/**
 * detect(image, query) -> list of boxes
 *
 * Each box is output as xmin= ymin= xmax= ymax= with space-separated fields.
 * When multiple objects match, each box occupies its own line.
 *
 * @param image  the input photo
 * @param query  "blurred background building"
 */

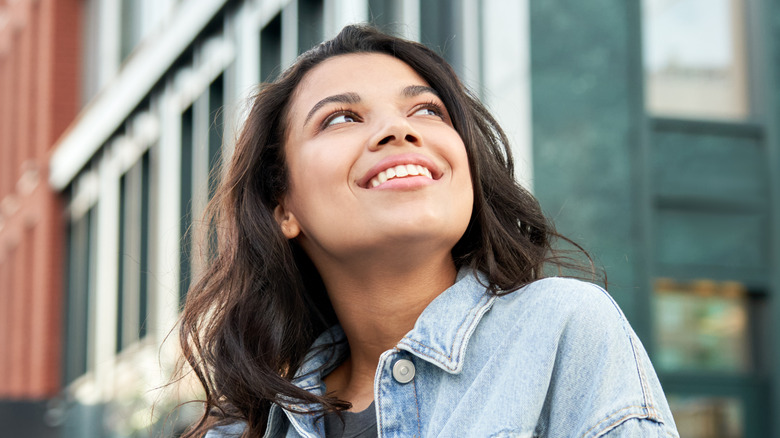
xmin=0 ymin=0 xmax=776 ymax=437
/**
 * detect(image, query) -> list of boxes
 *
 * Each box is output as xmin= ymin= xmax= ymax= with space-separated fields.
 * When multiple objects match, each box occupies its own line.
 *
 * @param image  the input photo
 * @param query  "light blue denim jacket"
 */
xmin=207 ymin=271 xmax=679 ymax=437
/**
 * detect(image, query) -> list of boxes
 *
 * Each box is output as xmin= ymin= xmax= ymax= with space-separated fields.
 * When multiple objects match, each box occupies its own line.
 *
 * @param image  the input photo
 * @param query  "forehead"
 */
xmin=288 ymin=53 xmax=430 ymax=118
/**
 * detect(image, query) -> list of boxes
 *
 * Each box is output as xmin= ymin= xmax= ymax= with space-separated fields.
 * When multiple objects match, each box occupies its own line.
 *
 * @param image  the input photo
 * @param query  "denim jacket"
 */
xmin=207 ymin=271 xmax=679 ymax=437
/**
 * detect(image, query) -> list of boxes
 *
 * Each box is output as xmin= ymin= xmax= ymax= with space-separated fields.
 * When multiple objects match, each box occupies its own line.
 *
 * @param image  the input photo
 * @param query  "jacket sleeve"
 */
xmin=533 ymin=279 xmax=679 ymax=437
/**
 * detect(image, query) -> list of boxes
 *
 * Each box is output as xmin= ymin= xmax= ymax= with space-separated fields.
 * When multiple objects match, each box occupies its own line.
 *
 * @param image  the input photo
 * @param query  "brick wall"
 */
xmin=0 ymin=0 xmax=81 ymax=400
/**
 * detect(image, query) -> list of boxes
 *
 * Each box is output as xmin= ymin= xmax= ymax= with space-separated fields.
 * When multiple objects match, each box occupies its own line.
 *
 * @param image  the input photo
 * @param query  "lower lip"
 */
xmin=369 ymin=176 xmax=435 ymax=190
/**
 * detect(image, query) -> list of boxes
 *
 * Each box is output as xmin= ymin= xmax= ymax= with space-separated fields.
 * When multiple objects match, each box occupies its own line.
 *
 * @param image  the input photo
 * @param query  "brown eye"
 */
xmin=324 ymin=112 xmax=358 ymax=127
xmin=414 ymin=108 xmax=439 ymax=116
xmin=412 ymin=101 xmax=446 ymax=119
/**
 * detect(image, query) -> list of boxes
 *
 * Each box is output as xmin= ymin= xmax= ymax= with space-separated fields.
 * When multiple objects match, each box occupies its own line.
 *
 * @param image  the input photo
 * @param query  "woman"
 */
xmin=180 ymin=25 xmax=679 ymax=437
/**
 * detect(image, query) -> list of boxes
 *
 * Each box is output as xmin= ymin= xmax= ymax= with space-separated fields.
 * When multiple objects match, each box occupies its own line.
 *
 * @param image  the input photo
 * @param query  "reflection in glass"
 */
xmin=654 ymin=278 xmax=750 ymax=372
xmin=668 ymin=395 xmax=743 ymax=438
xmin=642 ymin=0 xmax=749 ymax=120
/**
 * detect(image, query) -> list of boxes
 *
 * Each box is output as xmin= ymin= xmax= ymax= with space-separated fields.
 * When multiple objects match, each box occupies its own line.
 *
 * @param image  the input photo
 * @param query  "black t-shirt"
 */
xmin=323 ymin=402 xmax=378 ymax=438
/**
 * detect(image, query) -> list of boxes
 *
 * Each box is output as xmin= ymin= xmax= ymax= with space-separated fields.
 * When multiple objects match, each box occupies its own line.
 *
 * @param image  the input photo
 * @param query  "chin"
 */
xmin=378 ymin=218 xmax=469 ymax=249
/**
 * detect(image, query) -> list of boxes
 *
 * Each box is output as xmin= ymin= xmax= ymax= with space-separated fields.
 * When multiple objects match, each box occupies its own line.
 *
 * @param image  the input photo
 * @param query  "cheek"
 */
xmin=283 ymin=141 xmax=360 ymax=224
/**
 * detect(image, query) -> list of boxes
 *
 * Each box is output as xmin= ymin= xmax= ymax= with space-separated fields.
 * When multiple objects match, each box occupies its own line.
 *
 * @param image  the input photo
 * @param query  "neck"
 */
xmin=315 ymin=247 xmax=458 ymax=409
xmin=327 ymin=252 xmax=456 ymax=358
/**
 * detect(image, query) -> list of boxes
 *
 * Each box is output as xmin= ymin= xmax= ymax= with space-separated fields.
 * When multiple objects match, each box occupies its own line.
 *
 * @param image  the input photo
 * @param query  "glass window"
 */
xmin=81 ymin=0 xmax=100 ymax=104
xmin=207 ymin=76 xmax=224 ymax=259
xmin=654 ymin=278 xmax=751 ymax=373
xmin=64 ymin=207 xmax=95 ymax=383
xmin=298 ymin=0 xmax=324 ymax=53
xmin=368 ymin=0 xmax=403 ymax=35
xmin=179 ymin=106 xmax=194 ymax=305
xmin=208 ymin=74 xmax=224 ymax=199
xmin=120 ymin=0 xmax=143 ymax=61
xmin=260 ymin=14 xmax=282 ymax=82
xmin=642 ymin=0 xmax=749 ymax=120
xmin=668 ymin=395 xmax=743 ymax=438
xmin=117 ymin=152 xmax=151 ymax=352
xmin=420 ymin=0 xmax=463 ymax=76
xmin=179 ymin=75 xmax=224 ymax=305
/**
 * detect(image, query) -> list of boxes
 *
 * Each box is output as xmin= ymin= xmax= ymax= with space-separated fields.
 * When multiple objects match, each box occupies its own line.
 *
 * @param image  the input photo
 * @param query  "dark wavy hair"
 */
xmin=177 ymin=24 xmax=593 ymax=437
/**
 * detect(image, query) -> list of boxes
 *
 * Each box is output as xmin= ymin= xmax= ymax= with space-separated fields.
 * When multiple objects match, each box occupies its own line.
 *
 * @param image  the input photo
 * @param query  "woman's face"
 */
xmin=276 ymin=53 xmax=473 ymax=268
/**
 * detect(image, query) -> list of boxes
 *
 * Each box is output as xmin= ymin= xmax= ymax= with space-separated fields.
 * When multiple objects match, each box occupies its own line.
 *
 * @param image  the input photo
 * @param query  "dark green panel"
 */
xmin=654 ymin=128 xmax=767 ymax=203
xmin=531 ymin=0 xmax=645 ymax=324
xmin=655 ymin=208 xmax=767 ymax=270
xmin=766 ymin=0 xmax=780 ymax=435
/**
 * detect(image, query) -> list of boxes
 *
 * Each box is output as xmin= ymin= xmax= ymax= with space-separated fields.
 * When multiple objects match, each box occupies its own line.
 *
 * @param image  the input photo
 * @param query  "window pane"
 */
xmin=654 ymin=278 xmax=751 ymax=372
xmin=260 ymin=13 xmax=282 ymax=82
xmin=65 ymin=208 xmax=94 ymax=383
xmin=298 ymin=0 xmax=324 ymax=54
xmin=120 ymin=0 xmax=143 ymax=60
xmin=117 ymin=173 xmax=126 ymax=352
xmin=180 ymin=106 xmax=194 ymax=305
xmin=642 ymin=0 xmax=749 ymax=120
xmin=117 ymin=151 xmax=151 ymax=352
xmin=208 ymin=75 xmax=224 ymax=200
xmin=139 ymin=151 xmax=150 ymax=339
xmin=668 ymin=395 xmax=743 ymax=438
xmin=81 ymin=0 xmax=100 ymax=104
xmin=420 ymin=0 xmax=463 ymax=75
xmin=368 ymin=0 xmax=403 ymax=35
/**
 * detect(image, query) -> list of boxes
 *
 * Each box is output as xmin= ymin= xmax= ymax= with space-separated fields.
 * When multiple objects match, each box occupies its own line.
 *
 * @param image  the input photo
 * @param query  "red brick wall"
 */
xmin=0 ymin=0 xmax=80 ymax=399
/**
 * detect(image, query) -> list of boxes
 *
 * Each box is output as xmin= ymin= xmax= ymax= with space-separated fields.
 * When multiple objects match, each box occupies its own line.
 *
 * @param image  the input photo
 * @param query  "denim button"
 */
xmin=392 ymin=358 xmax=415 ymax=383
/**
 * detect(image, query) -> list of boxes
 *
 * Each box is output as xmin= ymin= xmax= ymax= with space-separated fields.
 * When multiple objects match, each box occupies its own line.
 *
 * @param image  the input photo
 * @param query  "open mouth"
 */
xmin=369 ymin=164 xmax=433 ymax=188
xmin=359 ymin=154 xmax=443 ymax=189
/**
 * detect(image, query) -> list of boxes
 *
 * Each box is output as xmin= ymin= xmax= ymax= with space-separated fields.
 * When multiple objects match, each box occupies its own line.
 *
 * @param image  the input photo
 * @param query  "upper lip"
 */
xmin=357 ymin=153 xmax=443 ymax=188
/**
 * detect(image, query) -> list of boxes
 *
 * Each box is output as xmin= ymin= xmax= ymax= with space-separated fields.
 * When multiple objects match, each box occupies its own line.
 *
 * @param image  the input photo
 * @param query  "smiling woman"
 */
xmin=177 ymin=25 xmax=680 ymax=438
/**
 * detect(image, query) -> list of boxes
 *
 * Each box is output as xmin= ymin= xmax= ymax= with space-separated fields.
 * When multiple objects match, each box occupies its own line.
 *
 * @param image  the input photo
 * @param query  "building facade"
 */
xmin=0 ymin=0 xmax=81 ymax=436
xmin=532 ymin=1 xmax=779 ymax=436
xmin=0 ymin=0 xmax=776 ymax=437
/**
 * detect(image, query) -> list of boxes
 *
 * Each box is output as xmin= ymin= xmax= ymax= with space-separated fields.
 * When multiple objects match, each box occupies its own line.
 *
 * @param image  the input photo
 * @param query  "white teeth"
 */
xmin=367 ymin=164 xmax=434 ymax=188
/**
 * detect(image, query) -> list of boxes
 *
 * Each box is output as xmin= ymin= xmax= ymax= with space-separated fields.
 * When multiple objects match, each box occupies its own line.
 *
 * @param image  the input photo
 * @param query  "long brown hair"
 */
xmin=178 ymin=24 xmax=593 ymax=437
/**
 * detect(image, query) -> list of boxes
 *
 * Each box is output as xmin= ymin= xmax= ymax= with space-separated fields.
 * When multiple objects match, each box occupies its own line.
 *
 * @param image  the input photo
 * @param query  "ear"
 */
xmin=273 ymin=202 xmax=301 ymax=239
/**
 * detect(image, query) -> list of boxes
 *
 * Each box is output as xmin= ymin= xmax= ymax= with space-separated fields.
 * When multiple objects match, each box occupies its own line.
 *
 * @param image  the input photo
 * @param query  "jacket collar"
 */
xmin=396 ymin=269 xmax=496 ymax=374
xmin=288 ymin=268 xmax=496 ymax=393
xmin=270 ymin=270 xmax=495 ymax=434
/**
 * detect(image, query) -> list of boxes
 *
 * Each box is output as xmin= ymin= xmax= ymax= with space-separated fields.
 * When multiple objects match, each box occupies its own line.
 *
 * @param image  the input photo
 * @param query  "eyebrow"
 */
xmin=302 ymin=85 xmax=441 ymax=127
xmin=402 ymin=85 xmax=439 ymax=98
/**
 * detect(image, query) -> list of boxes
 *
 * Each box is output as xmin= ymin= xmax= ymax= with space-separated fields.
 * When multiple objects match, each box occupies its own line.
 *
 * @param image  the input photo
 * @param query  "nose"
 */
xmin=369 ymin=116 xmax=422 ymax=151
